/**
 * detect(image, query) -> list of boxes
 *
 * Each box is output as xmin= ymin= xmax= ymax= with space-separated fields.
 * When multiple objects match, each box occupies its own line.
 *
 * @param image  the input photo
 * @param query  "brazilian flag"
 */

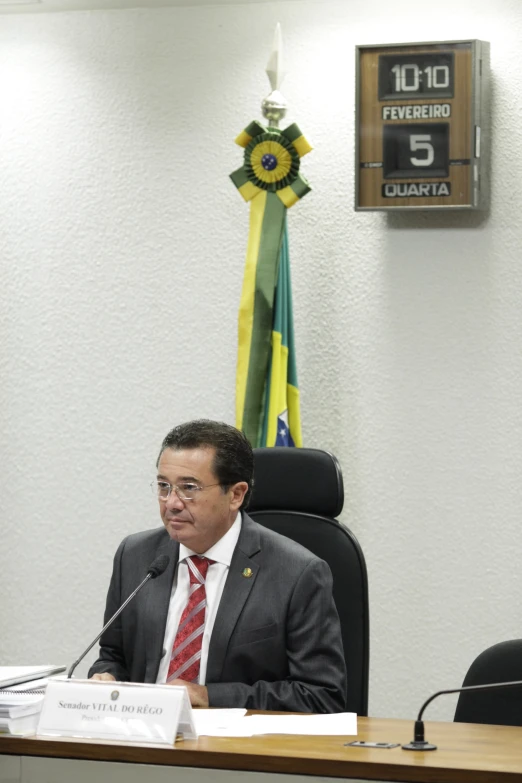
xmin=231 ymin=120 xmax=311 ymax=448
xmin=259 ymin=219 xmax=301 ymax=447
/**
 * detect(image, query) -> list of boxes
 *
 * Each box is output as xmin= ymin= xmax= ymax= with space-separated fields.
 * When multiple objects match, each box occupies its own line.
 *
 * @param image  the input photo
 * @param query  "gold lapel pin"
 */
xmin=242 ymin=567 xmax=253 ymax=578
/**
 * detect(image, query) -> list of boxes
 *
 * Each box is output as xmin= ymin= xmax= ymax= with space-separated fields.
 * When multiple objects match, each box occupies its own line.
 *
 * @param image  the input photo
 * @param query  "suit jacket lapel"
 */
xmin=143 ymin=534 xmax=180 ymax=682
xmin=206 ymin=514 xmax=261 ymax=683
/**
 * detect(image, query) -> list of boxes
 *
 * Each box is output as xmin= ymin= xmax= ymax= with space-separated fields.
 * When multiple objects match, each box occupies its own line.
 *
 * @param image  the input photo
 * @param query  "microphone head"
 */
xmin=148 ymin=555 xmax=170 ymax=579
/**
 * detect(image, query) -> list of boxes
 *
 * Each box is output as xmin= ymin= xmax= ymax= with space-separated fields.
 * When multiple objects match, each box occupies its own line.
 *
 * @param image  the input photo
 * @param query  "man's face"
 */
xmin=157 ymin=446 xmax=247 ymax=553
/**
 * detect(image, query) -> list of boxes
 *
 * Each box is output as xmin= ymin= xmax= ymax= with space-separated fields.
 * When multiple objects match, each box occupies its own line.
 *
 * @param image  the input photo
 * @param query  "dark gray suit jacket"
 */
xmin=88 ymin=514 xmax=347 ymax=713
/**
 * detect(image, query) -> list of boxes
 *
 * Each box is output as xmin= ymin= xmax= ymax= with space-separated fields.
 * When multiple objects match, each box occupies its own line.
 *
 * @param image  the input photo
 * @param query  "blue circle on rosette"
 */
xmin=261 ymin=153 xmax=278 ymax=171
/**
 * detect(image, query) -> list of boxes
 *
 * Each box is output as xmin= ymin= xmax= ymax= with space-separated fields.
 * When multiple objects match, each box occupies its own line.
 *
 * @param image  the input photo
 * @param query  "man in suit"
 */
xmin=89 ymin=419 xmax=347 ymax=713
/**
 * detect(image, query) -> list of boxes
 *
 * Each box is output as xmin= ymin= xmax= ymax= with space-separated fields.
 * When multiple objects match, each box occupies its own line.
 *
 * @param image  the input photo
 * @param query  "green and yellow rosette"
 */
xmin=231 ymin=119 xmax=312 ymax=206
xmin=231 ymin=120 xmax=312 ymax=446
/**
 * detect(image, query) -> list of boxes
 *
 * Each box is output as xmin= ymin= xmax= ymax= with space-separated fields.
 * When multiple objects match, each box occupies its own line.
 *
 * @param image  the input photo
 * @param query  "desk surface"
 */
xmin=1 ymin=716 xmax=522 ymax=783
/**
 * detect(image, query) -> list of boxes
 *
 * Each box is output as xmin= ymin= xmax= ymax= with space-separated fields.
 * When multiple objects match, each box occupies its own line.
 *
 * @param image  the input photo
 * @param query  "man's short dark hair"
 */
xmin=158 ymin=419 xmax=254 ymax=510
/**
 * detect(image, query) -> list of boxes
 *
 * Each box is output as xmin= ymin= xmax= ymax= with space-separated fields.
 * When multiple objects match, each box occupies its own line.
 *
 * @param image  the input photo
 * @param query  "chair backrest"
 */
xmin=248 ymin=447 xmax=370 ymax=716
xmin=454 ymin=640 xmax=522 ymax=726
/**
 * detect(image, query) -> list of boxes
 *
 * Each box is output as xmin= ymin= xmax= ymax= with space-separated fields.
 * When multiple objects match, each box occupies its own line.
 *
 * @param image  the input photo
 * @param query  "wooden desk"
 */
xmin=1 ymin=716 xmax=522 ymax=783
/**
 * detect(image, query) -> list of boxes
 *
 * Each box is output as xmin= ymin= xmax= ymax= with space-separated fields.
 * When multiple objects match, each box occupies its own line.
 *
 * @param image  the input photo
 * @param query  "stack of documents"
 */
xmin=0 ymin=694 xmax=45 ymax=736
xmin=0 ymin=665 xmax=66 ymax=737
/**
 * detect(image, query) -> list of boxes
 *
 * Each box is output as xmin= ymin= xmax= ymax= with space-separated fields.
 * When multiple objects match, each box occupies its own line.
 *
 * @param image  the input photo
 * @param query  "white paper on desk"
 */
xmin=246 ymin=712 xmax=357 ymax=736
xmin=192 ymin=709 xmax=251 ymax=736
xmin=0 ymin=666 xmax=65 ymax=689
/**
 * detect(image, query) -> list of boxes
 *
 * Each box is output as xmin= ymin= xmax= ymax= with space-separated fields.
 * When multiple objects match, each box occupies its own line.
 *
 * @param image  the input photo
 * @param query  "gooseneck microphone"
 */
xmin=402 ymin=679 xmax=522 ymax=751
xmin=67 ymin=554 xmax=170 ymax=679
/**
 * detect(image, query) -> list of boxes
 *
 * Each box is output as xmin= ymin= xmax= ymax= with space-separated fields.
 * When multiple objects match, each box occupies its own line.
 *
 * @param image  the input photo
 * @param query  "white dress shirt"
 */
xmin=156 ymin=513 xmax=242 ymax=685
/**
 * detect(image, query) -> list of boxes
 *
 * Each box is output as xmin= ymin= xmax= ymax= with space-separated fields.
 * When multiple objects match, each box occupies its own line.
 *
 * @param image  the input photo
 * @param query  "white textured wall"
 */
xmin=1 ymin=0 xmax=522 ymax=722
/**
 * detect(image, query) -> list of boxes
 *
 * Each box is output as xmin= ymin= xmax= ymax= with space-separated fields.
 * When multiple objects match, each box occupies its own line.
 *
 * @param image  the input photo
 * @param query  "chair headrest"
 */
xmin=248 ymin=447 xmax=344 ymax=518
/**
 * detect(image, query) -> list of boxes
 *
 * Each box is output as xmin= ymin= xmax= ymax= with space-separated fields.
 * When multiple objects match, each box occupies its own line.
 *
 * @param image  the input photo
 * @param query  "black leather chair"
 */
xmin=248 ymin=447 xmax=370 ymax=716
xmin=454 ymin=640 xmax=522 ymax=726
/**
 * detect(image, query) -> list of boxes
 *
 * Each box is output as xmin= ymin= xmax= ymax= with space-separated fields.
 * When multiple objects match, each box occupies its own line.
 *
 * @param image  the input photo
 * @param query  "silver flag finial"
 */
xmin=262 ymin=23 xmax=287 ymax=128
xmin=266 ymin=22 xmax=285 ymax=91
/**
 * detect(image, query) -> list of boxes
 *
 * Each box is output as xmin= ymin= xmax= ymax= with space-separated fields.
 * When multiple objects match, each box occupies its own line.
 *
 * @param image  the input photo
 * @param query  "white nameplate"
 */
xmin=37 ymin=679 xmax=197 ymax=745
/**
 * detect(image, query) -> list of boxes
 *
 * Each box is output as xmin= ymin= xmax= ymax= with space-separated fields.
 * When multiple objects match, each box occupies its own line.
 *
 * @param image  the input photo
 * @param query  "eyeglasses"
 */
xmin=151 ymin=480 xmax=221 ymax=502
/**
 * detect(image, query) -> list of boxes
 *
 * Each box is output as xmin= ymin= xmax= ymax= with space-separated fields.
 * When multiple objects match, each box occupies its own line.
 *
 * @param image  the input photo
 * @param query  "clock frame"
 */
xmin=355 ymin=40 xmax=490 ymax=211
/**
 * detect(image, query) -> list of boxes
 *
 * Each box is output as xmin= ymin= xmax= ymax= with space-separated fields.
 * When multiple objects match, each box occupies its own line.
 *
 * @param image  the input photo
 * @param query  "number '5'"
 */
xmin=410 ymin=135 xmax=434 ymax=166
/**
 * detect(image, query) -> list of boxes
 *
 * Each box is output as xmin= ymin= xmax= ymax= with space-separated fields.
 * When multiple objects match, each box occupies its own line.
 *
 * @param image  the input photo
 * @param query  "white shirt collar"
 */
xmin=178 ymin=512 xmax=242 ymax=567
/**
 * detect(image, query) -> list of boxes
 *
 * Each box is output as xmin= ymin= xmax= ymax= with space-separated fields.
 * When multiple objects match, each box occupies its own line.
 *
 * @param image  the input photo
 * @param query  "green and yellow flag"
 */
xmin=231 ymin=120 xmax=311 ymax=447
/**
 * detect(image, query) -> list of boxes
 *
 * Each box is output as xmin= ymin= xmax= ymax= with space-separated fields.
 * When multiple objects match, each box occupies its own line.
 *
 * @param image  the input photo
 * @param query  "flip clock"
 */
xmin=355 ymin=40 xmax=490 ymax=210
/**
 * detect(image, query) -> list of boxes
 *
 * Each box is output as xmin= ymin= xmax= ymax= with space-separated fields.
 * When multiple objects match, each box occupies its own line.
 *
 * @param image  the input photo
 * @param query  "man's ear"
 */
xmin=229 ymin=481 xmax=249 ymax=509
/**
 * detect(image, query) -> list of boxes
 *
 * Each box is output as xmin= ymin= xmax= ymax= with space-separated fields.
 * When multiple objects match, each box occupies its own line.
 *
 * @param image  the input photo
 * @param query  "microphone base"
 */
xmin=402 ymin=740 xmax=437 ymax=751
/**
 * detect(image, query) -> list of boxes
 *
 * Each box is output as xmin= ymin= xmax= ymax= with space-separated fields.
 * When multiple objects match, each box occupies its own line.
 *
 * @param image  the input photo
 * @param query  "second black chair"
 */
xmin=248 ymin=446 xmax=370 ymax=716
xmin=454 ymin=640 xmax=522 ymax=726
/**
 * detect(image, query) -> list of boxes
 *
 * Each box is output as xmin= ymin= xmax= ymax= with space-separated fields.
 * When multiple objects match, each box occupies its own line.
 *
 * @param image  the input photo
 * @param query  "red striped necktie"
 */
xmin=167 ymin=555 xmax=214 ymax=684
